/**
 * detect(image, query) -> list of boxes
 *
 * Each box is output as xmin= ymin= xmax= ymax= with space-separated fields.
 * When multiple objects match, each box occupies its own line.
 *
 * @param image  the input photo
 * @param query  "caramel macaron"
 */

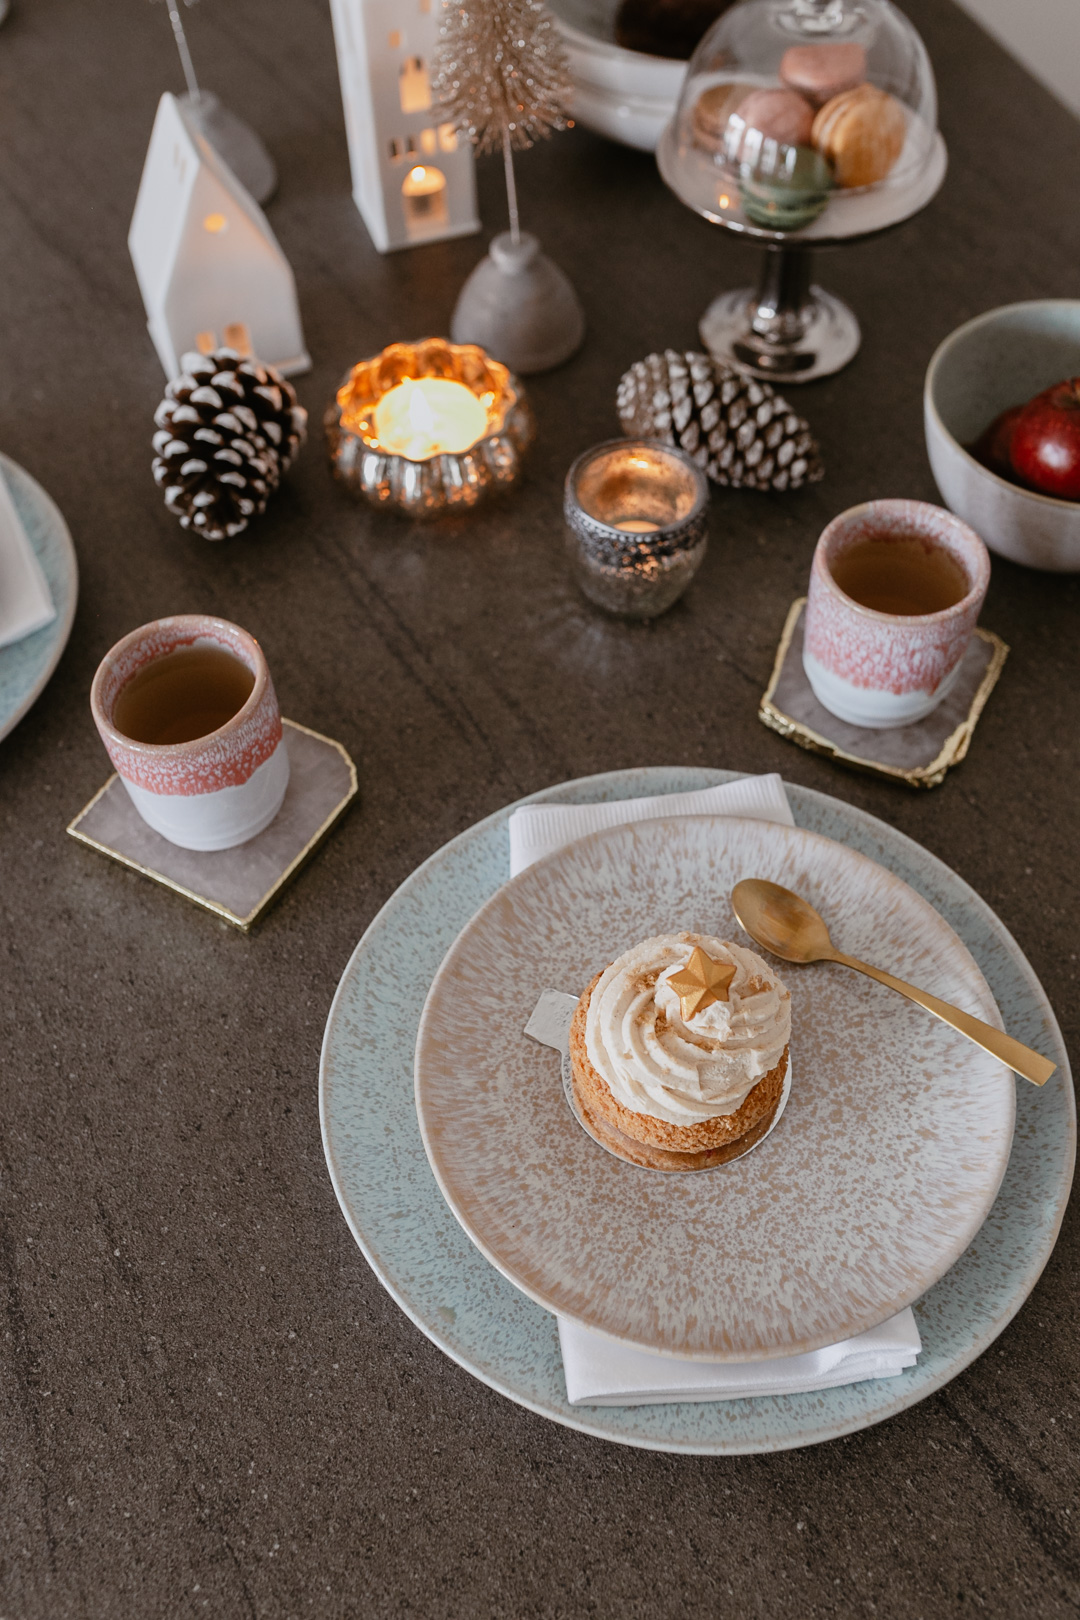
xmin=812 ymin=83 xmax=906 ymax=187
xmin=690 ymin=82 xmax=749 ymax=151
xmin=780 ymin=42 xmax=867 ymax=106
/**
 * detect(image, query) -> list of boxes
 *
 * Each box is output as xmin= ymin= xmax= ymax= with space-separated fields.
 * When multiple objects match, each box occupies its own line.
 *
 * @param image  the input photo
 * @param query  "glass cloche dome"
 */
xmin=659 ymin=0 xmax=941 ymax=241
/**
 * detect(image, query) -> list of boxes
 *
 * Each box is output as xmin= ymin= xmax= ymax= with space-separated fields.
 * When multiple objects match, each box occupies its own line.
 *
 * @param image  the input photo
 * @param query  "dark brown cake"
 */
xmin=614 ymin=0 xmax=732 ymax=60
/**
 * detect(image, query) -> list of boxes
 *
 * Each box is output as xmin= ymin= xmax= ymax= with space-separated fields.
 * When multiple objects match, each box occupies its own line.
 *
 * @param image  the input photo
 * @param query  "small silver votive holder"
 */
xmin=564 ymin=440 xmax=710 ymax=618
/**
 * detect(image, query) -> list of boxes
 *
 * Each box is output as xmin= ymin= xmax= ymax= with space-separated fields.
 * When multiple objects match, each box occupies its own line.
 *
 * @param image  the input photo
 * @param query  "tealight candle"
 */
xmin=371 ymin=378 xmax=490 ymax=460
xmin=401 ymin=163 xmax=446 ymax=215
xmin=326 ymin=338 xmax=535 ymax=517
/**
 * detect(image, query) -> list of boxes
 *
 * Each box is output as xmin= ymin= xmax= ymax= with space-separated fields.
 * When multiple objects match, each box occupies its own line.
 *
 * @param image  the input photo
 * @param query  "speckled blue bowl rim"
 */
xmin=319 ymin=769 xmax=1075 ymax=1455
xmin=0 ymin=453 xmax=78 ymax=743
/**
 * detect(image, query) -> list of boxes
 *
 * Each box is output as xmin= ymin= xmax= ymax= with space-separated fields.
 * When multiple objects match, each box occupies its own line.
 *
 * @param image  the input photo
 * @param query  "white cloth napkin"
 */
xmin=508 ymin=772 xmax=794 ymax=876
xmin=558 ymin=1312 xmax=921 ymax=1406
xmin=513 ymin=772 xmax=922 ymax=1406
xmin=0 ymin=465 xmax=55 ymax=649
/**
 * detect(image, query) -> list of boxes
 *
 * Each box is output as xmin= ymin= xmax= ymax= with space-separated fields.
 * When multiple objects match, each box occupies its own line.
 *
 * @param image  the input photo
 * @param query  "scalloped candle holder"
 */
xmin=324 ymin=337 xmax=535 ymax=517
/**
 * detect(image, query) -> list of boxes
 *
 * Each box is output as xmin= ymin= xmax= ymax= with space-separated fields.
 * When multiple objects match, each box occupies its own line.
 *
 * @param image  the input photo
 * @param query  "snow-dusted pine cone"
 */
xmin=152 ymin=348 xmax=307 ymax=541
xmin=616 ymin=349 xmax=823 ymax=492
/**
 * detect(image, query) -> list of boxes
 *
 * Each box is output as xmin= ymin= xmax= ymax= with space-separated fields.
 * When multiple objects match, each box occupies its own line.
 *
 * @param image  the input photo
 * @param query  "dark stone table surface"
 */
xmin=2 ymin=1 xmax=1077 ymax=1614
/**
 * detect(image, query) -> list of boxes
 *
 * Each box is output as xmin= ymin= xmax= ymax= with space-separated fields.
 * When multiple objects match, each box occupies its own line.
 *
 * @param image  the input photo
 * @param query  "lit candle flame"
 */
xmin=371 ymin=378 xmax=489 ymax=460
xmin=408 ymin=384 xmax=436 ymax=439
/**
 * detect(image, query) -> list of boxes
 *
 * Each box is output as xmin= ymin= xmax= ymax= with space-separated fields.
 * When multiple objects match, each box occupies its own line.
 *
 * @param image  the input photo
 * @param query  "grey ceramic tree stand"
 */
xmin=452 ymin=229 xmax=584 ymax=375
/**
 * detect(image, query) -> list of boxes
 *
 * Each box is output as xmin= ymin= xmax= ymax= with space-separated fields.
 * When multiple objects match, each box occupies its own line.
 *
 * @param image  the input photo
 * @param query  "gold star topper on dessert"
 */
xmin=668 ymin=947 xmax=736 ymax=1022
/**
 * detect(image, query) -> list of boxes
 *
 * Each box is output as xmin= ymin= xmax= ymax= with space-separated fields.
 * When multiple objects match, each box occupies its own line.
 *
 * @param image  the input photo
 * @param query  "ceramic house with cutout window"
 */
xmin=129 ymin=93 xmax=310 ymax=379
xmin=330 ymin=0 xmax=480 ymax=252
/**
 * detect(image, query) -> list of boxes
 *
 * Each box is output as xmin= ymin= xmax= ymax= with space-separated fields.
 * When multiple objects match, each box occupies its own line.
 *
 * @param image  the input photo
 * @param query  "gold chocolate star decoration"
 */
xmin=667 ymin=947 xmax=736 ymax=1022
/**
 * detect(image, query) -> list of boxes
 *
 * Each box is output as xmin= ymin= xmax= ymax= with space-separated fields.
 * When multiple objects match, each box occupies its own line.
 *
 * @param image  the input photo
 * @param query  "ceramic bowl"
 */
xmin=552 ymin=0 xmax=687 ymax=152
xmin=924 ymin=300 xmax=1080 ymax=572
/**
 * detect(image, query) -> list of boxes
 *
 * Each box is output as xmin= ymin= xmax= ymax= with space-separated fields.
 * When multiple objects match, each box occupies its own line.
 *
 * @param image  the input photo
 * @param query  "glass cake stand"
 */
xmin=657 ymin=0 xmax=946 ymax=381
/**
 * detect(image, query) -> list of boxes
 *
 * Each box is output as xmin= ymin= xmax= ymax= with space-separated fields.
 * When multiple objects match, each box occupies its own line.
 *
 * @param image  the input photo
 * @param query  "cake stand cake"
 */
xmin=657 ymin=0 xmax=946 ymax=381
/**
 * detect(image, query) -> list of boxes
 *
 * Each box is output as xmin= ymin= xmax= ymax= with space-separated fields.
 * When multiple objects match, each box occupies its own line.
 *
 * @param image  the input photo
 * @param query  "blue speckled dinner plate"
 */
xmin=0 ymin=454 xmax=78 ymax=743
xmin=319 ymin=770 xmax=1074 ymax=1454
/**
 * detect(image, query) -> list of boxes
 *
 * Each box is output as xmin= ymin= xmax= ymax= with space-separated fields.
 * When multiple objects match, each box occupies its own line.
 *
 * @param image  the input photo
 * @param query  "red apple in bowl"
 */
xmin=969 ymin=404 xmax=1023 ymax=481
xmin=1008 ymin=377 xmax=1080 ymax=500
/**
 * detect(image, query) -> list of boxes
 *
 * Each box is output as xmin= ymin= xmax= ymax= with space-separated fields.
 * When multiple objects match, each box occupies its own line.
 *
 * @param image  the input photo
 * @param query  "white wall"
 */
xmin=954 ymin=0 xmax=1080 ymax=119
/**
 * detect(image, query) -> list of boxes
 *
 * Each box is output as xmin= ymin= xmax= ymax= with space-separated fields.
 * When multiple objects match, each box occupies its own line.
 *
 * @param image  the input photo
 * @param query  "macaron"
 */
xmin=780 ymin=42 xmax=867 ymax=106
xmin=739 ymin=144 xmax=833 ymax=231
xmin=721 ymin=86 xmax=815 ymax=162
xmin=811 ymin=83 xmax=906 ymax=187
xmin=691 ymin=83 xmax=750 ymax=151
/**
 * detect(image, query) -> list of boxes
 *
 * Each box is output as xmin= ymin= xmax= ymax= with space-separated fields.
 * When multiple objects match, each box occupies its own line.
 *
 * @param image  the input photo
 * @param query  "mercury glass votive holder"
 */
xmin=565 ymin=440 xmax=710 ymax=618
xmin=324 ymin=337 xmax=535 ymax=518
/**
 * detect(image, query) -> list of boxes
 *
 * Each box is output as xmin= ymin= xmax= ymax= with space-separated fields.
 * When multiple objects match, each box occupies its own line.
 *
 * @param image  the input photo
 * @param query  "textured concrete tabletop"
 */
xmin=1 ymin=1 xmax=1077 ymax=1615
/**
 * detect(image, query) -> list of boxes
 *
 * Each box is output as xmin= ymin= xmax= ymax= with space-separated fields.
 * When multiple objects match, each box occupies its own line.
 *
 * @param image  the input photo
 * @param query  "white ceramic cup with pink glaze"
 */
xmin=803 ymin=500 xmax=991 ymax=730
xmin=91 ymin=615 xmax=290 ymax=851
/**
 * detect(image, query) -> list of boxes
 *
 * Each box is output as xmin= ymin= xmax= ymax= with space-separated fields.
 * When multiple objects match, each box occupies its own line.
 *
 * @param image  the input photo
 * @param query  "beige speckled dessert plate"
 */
xmin=414 ymin=815 xmax=1016 ymax=1363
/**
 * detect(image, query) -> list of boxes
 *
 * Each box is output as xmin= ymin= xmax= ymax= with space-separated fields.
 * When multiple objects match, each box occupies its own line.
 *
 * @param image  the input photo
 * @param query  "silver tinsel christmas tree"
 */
xmin=432 ymin=1 xmax=584 ymax=373
xmin=432 ymin=2 xmax=571 ymax=147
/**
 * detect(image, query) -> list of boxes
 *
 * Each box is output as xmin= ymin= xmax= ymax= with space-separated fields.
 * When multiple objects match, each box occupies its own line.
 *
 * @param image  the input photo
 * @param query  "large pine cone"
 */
xmin=152 ymin=349 xmax=307 ymax=541
xmin=617 ymin=349 xmax=824 ymax=492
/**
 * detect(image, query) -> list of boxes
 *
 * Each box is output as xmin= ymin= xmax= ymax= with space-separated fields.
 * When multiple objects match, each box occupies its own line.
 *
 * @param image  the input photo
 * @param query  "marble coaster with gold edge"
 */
xmin=67 ymin=719 xmax=357 ymax=930
xmin=759 ymin=598 xmax=1008 ymax=789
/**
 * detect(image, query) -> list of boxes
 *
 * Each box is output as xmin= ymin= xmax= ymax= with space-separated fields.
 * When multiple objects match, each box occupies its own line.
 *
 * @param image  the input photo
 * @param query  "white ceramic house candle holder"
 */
xmin=128 ymin=93 xmax=311 ymax=380
xmin=329 ymin=0 xmax=480 ymax=253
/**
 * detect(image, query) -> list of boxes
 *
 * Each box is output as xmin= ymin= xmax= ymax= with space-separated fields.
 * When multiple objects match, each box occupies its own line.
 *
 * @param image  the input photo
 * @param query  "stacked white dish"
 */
xmin=320 ymin=767 xmax=1074 ymax=1453
xmin=552 ymin=0 xmax=687 ymax=152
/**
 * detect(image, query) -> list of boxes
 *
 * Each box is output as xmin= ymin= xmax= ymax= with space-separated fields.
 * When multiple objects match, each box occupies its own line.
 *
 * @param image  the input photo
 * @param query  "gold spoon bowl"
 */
xmin=731 ymin=878 xmax=1055 ymax=1087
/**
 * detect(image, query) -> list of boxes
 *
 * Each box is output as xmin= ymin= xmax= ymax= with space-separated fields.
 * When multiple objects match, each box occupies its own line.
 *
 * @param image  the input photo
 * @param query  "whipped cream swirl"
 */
xmin=584 ymin=932 xmax=791 ymax=1126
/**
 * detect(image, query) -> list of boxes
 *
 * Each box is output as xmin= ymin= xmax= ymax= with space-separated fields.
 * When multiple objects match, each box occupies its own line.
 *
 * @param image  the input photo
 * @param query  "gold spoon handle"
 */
xmin=830 ymin=951 xmax=1056 ymax=1087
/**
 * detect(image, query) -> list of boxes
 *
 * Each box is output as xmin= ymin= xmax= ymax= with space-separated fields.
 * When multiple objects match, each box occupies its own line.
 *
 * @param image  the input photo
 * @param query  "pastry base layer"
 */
xmin=569 ymin=972 xmax=789 ymax=1161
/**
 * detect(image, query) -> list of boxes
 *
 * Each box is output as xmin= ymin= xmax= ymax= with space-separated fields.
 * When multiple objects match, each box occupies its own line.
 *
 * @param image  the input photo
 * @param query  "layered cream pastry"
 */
xmin=569 ymin=932 xmax=791 ymax=1159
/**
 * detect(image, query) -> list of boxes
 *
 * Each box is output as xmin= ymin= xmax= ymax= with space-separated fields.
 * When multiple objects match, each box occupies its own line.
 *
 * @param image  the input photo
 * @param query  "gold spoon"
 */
xmin=731 ymin=878 xmax=1055 ymax=1087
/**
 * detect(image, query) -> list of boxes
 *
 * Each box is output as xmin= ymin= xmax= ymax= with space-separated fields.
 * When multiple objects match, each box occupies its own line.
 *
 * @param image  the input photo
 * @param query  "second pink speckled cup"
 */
xmin=803 ymin=500 xmax=990 ymax=730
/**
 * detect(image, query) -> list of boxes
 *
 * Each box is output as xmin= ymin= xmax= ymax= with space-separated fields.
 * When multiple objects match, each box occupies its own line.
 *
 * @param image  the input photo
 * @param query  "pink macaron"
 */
xmin=725 ymin=87 xmax=815 ymax=161
xmin=780 ymin=42 xmax=867 ymax=106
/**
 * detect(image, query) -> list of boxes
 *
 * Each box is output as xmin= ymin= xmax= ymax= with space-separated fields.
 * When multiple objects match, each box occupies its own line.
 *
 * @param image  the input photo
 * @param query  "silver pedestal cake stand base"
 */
xmin=657 ymin=126 xmax=948 ymax=385
xmin=700 ymin=250 xmax=861 ymax=382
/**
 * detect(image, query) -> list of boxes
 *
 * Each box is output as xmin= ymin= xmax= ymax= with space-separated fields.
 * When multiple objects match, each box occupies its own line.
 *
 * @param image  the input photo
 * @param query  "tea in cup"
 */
xmin=803 ymin=500 xmax=990 ymax=729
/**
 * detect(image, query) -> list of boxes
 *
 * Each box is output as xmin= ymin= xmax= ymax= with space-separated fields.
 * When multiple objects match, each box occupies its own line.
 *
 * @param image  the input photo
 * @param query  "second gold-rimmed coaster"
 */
xmin=67 ymin=719 xmax=357 ymax=930
xmin=760 ymin=599 xmax=1008 ymax=789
